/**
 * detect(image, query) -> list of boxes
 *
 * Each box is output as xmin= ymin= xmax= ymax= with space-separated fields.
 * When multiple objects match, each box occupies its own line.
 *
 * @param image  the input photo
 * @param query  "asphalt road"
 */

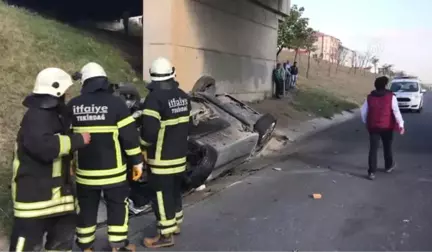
xmin=93 ymin=94 xmax=432 ymax=251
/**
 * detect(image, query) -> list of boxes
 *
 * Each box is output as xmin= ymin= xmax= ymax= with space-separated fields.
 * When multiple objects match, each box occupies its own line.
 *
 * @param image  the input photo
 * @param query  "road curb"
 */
xmin=260 ymin=109 xmax=360 ymax=156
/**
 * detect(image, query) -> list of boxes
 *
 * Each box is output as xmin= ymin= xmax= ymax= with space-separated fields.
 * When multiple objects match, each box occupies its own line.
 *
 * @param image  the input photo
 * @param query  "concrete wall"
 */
xmin=143 ymin=0 xmax=290 ymax=101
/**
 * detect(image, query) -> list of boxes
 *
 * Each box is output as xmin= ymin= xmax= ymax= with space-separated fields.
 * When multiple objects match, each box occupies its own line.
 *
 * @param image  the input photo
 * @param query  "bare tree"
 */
xmin=371 ymin=57 xmax=379 ymax=75
xmin=361 ymin=42 xmax=384 ymax=75
xmin=328 ymin=46 xmax=339 ymax=76
xmin=313 ymin=53 xmax=321 ymax=65
xmin=353 ymin=52 xmax=366 ymax=75
xmin=349 ymin=51 xmax=357 ymax=74
xmin=303 ymin=28 xmax=317 ymax=78
xmin=380 ymin=64 xmax=394 ymax=77
xmin=314 ymin=52 xmax=323 ymax=65
xmin=335 ymin=45 xmax=349 ymax=73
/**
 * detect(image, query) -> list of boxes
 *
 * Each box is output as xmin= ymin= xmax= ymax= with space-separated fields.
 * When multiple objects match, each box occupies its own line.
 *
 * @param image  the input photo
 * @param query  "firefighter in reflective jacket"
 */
xmin=140 ymin=57 xmax=191 ymax=248
xmin=68 ymin=63 xmax=144 ymax=252
xmin=9 ymin=68 xmax=91 ymax=252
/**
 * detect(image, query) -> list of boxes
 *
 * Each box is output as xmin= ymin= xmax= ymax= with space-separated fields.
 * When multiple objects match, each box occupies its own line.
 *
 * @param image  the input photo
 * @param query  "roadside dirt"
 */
xmin=248 ymin=96 xmax=313 ymax=130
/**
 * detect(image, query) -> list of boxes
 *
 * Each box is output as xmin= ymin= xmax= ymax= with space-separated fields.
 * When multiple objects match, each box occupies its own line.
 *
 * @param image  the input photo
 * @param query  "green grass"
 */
xmin=290 ymin=87 xmax=359 ymax=119
xmin=0 ymin=2 xmax=144 ymax=236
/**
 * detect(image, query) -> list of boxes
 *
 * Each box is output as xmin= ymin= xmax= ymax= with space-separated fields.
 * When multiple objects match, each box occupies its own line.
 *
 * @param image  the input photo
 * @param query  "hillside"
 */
xmin=0 ymin=2 xmax=143 ymax=233
xmin=279 ymin=50 xmax=375 ymax=104
xmin=250 ymin=50 xmax=376 ymax=128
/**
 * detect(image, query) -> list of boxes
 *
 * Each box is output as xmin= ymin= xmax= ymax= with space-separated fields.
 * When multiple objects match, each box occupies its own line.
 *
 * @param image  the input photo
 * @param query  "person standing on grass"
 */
xmin=285 ymin=60 xmax=292 ymax=91
xmin=290 ymin=62 xmax=299 ymax=88
xmin=361 ymin=76 xmax=405 ymax=180
xmin=273 ymin=63 xmax=285 ymax=98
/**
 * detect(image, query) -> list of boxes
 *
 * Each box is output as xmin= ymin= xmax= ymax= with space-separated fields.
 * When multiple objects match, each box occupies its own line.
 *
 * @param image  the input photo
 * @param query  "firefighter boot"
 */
xmin=143 ymin=234 xmax=174 ymax=248
xmin=112 ymin=244 xmax=136 ymax=252
xmin=174 ymin=226 xmax=181 ymax=235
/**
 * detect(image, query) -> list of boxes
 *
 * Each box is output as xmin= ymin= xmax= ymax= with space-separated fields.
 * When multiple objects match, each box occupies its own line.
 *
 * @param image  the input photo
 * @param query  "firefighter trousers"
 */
xmin=9 ymin=214 xmax=76 ymax=252
xmin=149 ymin=172 xmax=184 ymax=235
xmin=75 ymin=184 xmax=129 ymax=250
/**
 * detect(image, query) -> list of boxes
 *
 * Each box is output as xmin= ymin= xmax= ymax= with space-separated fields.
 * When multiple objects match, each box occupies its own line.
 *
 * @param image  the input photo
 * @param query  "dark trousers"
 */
xmin=75 ymin=184 xmax=129 ymax=250
xmin=368 ymin=130 xmax=394 ymax=174
xmin=149 ymin=172 xmax=184 ymax=235
xmin=275 ymin=80 xmax=284 ymax=96
xmin=128 ymin=163 xmax=152 ymax=208
xmin=9 ymin=214 xmax=76 ymax=251
xmin=129 ymin=180 xmax=152 ymax=207
xmin=285 ymin=74 xmax=291 ymax=90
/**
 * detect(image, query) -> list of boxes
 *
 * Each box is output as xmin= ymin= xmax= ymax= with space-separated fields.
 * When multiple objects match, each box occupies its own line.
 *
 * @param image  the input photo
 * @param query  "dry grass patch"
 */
xmin=278 ymin=50 xmax=376 ymax=104
xmin=250 ymin=51 xmax=375 ymax=130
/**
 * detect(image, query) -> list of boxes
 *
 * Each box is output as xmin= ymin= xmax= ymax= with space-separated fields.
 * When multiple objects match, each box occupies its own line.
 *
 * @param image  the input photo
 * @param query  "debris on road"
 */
xmin=332 ymin=180 xmax=337 ymax=184
xmin=403 ymin=219 xmax=410 ymax=224
xmin=273 ymin=167 xmax=282 ymax=171
xmin=195 ymin=184 xmax=207 ymax=191
xmin=311 ymin=193 xmax=322 ymax=199
xmin=226 ymin=181 xmax=242 ymax=188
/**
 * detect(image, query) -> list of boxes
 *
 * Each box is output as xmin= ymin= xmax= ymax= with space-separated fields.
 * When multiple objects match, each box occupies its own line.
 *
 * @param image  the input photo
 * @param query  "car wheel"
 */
xmin=112 ymin=82 xmax=142 ymax=107
xmin=182 ymin=140 xmax=218 ymax=191
xmin=251 ymin=113 xmax=277 ymax=155
xmin=191 ymin=76 xmax=217 ymax=96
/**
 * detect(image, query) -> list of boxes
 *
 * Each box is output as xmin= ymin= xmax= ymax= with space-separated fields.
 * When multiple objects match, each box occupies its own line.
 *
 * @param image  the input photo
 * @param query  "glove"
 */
xmin=132 ymin=163 xmax=144 ymax=181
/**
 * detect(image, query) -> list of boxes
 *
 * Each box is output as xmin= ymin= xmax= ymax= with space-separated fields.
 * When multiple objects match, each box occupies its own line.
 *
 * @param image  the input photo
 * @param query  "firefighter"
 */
xmin=9 ymin=68 xmax=91 ymax=252
xmin=140 ymin=57 xmax=191 ymax=248
xmin=68 ymin=62 xmax=144 ymax=252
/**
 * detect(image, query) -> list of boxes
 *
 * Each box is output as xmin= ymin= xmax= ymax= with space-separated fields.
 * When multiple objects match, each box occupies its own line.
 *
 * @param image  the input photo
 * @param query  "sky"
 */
xmin=291 ymin=0 xmax=432 ymax=83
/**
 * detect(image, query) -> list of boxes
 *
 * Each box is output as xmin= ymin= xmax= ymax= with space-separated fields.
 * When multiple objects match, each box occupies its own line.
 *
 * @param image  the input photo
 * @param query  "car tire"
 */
xmin=252 ymin=113 xmax=277 ymax=155
xmin=182 ymin=141 xmax=218 ymax=191
xmin=191 ymin=76 xmax=217 ymax=96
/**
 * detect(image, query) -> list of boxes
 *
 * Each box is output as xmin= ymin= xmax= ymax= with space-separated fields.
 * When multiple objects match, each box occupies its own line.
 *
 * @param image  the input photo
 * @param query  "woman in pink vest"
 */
xmin=360 ymin=76 xmax=405 ymax=180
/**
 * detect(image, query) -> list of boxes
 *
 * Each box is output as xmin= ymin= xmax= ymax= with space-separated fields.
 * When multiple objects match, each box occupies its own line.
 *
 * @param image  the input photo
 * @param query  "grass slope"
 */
xmin=251 ymin=51 xmax=375 ymax=128
xmin=0 ymin=2 xmax=142 ymax=233
xmin=279 ymin=50 xmax=375 ymax=118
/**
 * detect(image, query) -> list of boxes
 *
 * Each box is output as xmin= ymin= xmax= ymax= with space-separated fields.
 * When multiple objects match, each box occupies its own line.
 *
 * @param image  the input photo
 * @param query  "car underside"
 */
xmin=97 ymin=76 xmax=276 ymax=221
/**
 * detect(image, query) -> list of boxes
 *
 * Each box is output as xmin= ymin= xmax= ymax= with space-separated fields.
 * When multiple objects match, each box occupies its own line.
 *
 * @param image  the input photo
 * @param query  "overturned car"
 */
xmin=107 ymin=76 xmax=277 ymax=216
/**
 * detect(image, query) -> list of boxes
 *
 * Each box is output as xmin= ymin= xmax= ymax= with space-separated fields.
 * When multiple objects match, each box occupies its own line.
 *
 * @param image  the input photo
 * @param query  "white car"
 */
xmin=390 ymin=77 xmax=426 ymax=113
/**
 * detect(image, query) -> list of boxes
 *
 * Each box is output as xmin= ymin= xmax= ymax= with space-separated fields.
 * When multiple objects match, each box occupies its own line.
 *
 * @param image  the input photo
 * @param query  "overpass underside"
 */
xmin=143 ymin=0 xmax=290 ymax=101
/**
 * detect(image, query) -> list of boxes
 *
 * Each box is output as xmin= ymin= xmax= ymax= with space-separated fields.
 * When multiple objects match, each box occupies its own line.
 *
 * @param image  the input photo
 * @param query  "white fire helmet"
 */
xmin=32 ymin=68 xmax=74 ymax=97
xmin=80 ymin=62 xmax=107 ymax=85
xmin=149 ymin=57 xmax=176 ymax=81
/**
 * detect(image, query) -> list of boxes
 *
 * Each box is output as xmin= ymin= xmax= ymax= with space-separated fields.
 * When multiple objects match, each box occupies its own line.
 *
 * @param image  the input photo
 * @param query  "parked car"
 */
xmin=390 ymin=76 xmax=426 ymax=113
xmin=109 ymin=76 xmax=277 ymax=215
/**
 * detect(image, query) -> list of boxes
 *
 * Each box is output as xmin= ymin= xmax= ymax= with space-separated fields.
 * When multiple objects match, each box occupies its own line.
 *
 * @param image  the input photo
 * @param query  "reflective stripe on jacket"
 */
xmin=140 ymin=80 xmax=191 ymax=175
xmin=68 ymin=79 xmax=143 ymax=188
xmin=13 ymin=102 xmax=85 ymax=218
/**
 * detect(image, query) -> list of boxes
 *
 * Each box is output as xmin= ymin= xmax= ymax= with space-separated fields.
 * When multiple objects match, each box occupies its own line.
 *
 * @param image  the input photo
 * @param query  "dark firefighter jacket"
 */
xmin=67 ymin=77 xmax=143 ymax=188
xmin=140 ymin=80 xmax=191 ymax=175
xmin=12 ymin=94 xmax=86 ymax=219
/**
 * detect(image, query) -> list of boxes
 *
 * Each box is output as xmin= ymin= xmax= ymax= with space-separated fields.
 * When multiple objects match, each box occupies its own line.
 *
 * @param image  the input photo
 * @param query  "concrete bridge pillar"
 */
xmin=143 ymin=0 xmax=289 ymax=101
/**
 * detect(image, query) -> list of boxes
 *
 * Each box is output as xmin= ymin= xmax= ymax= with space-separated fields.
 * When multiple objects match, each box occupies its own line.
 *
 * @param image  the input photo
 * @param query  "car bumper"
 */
xmin=398 ymin=99 xmax=421 ymax=109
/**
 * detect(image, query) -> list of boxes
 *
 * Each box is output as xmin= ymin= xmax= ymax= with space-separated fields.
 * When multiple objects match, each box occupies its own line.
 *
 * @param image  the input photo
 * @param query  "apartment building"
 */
xmin=313 ymin=32 xmax=341 ymax=63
